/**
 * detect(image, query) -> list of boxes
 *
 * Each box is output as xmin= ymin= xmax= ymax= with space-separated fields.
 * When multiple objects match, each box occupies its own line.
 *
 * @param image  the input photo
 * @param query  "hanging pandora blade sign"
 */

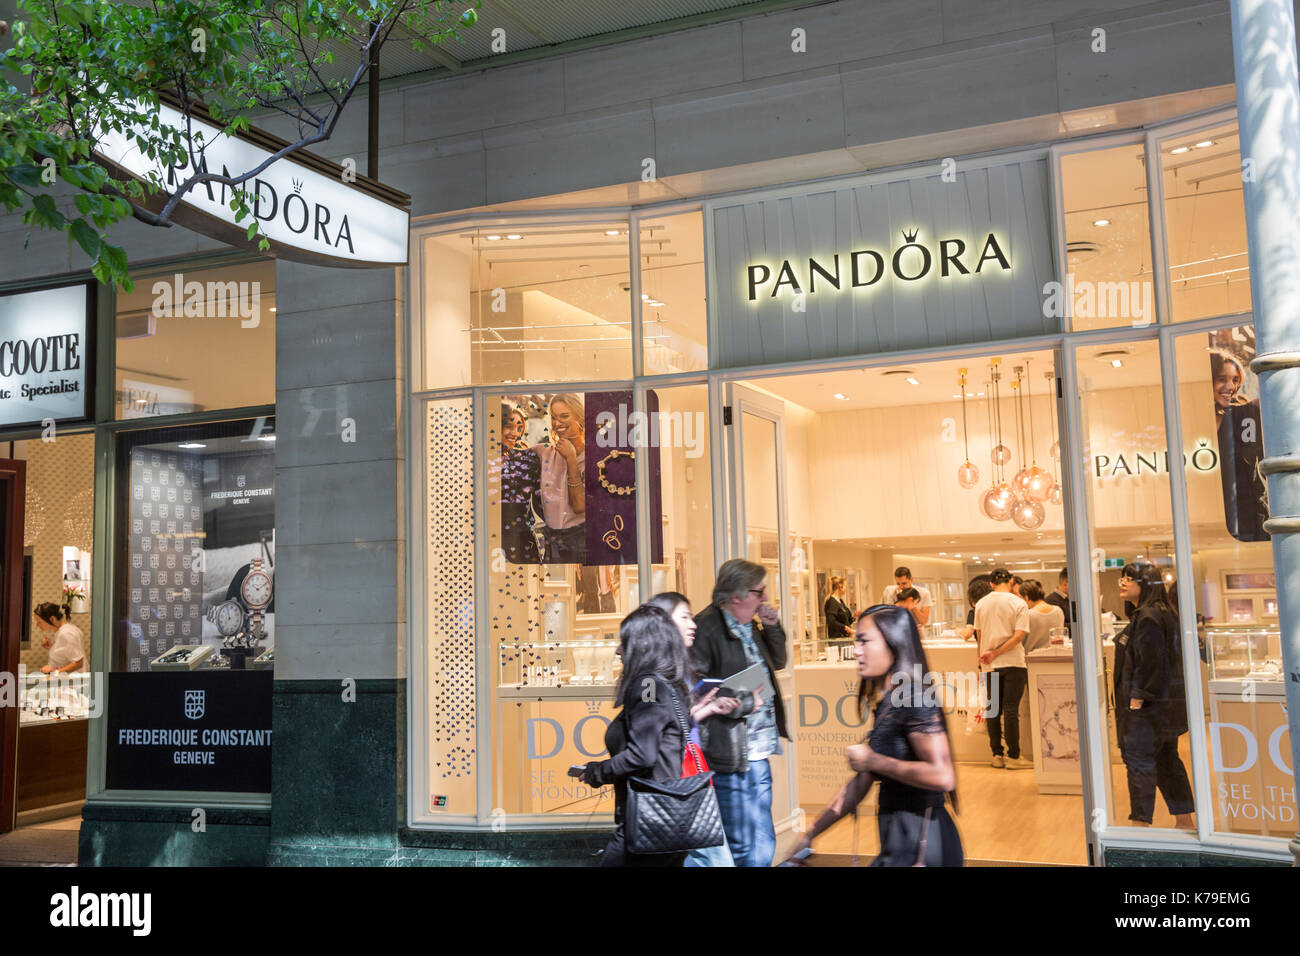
xmin=93 ymin=100 xmax=409 ymax=268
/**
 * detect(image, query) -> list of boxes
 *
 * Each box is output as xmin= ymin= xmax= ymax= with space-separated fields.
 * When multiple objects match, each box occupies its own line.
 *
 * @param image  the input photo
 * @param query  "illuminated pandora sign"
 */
xmin=94 ymin=100 xmax=409 ymax=268
xmin=745 ymin=230 xmax=1010 ymax=300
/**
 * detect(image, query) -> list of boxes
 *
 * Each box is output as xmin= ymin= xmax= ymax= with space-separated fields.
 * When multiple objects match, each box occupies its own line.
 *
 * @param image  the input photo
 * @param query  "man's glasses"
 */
xmin=748 ymin=587 xmax=766 ymax=598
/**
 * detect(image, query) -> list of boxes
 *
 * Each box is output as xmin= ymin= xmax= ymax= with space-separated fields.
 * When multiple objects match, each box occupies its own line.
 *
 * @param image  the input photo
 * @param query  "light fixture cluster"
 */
xmin=963 ymin=358 xmax=1062 ymax=529
xmin=641 ymin=292 xmax=666 ymax=308
xmin=484 ymin=233 xmax=523 ymax=241
xmin=1169 ymin=139 xmax=1215 ymax=155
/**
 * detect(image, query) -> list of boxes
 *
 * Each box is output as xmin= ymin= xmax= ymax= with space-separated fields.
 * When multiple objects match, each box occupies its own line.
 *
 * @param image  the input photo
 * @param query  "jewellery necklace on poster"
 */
xmin=597 ymin=449 xmax=635 ymax=496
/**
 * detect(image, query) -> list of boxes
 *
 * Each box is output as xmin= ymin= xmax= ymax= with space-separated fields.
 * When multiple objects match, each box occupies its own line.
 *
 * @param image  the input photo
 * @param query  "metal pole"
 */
xmin=1230 ymin=0 xmax=1300 ymax=865
xmin=368 ymin=21 xmax=380 ymax=180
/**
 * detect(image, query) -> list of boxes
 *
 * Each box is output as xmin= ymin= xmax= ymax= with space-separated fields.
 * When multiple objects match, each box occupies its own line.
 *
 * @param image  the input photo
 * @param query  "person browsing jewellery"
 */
xmin=973 ymin=568 xmax=1032 ymax=769
xmin=35 ymin=602 xmax=85 ymax=675
xmin=882 ymin=566 xmax=934 ymax=627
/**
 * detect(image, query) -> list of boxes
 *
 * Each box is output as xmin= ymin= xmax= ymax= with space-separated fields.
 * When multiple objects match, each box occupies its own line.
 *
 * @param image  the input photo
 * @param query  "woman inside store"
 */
xmin=789 ymin=604 xmax=963 ymax=866
xmin=824 ymin=576 xmax=854 ymax=643
xmin=1020 ymin=579 xmax=1065 ymax=654
xmin=1210 ymin=351 xmax=1269 ymax=541
xmin=532 ymin=393 xmax=587 ymax=564
xmin=577 ymin=604 xmax=693 ymax=867
xmin=645 ymin=591 xmax=742 ymax=867
xmin=500 ymin=402 xmax=543 ymax=564
xmin=1115 ymin=562 xmax=1195 ymax=829
xmin=35 ymin=602 xmax=86 ymax=675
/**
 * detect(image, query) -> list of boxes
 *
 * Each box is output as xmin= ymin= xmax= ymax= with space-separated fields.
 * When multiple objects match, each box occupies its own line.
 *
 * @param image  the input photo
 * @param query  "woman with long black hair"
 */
xmin=1115 ymin=562 xmax=1194 ymax=828
xmin=788 ymin=604 xmax=962 ymax=866
xmin=577 ymin=604 xmax=692 ymax=867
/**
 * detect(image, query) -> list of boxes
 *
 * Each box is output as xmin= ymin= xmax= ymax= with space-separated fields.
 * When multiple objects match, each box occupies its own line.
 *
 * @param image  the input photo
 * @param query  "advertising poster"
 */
xmin=1209 ymin=327 xmax=1269 ymax=541
xmin=199 ymin=448 xmax=276 ymax=647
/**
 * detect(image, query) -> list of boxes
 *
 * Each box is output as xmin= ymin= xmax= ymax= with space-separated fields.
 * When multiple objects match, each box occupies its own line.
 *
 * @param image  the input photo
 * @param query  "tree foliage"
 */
xmin=0 ymin=0 xmax=479 ymax=290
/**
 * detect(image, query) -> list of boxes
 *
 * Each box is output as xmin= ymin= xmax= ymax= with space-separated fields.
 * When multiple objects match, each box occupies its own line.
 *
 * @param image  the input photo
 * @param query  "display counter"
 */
xmin=1206 ymin=676 xmax=1293 ymax=837
xmin=1026 ymin=640 xmax=1120 ymax=794
xmin=16 ymin=672 xmax=91 ymax=812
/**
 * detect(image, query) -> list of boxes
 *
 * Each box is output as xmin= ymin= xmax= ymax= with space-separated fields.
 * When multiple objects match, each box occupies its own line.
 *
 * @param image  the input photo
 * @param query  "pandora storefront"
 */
xmin=405 ymin=106 xmax=1296 ymax=866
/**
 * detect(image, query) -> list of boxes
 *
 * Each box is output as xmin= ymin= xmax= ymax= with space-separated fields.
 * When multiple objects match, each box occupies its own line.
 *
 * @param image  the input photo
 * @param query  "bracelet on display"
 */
xmin=596 ymin=449 xmax=635 ymax=496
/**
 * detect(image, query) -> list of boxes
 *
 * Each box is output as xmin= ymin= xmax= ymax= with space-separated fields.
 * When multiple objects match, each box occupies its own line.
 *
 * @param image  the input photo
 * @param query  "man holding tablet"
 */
xmin=690 ymin=559 xmax=789 ymax=868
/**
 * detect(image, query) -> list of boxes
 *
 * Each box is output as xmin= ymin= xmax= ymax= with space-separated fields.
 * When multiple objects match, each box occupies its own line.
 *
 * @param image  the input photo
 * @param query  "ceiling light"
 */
xmin=939 ymin=552 xmax=947 ymax=556
xmin=1092 ymin=219 xmax=1110 ymax=227
xmin=485 ymin=234 xmax=502 ymax=241
xmin=505 ymin=234 xmax=522 ymax=240
xmin=832 ymin=393 xmax=850 ymax=401
xmin=951 ymin=393 xmax=962 ymax=399
xmin=905 ymin=377 xmax=919 ymax=386
xmin=641 ymin=293 xmax=650 ymax=300
xmin=605 ymin=230 xmax=620 ymax=236
xmin=1111 ymin=359 xmax=1123 ymax=368
xmin=1170 ymin=146 xmax=1190 ymax=155
xmin=257 ymin=434 xmax=277 ymax=442
xmin=1194 ymin=140 xmax=1215 ymax=148
xmin=177 ymin=442 xmax=207 ymax=449
xmin=269 ymin=307 xmax=277 ymax=313
xmin=976 ymin=391 xmax=985 ymax=397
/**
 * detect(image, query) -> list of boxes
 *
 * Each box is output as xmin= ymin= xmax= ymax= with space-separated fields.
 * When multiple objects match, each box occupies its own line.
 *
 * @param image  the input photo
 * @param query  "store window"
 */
xmin=13 ymin=434 xmax=96 ymax=816
xmin=418 ymin=222 xmax=633 ymax=390
xmin=1059 ymin=142 xmax=1155 ymax=332
xmin=1160 ymin=122 xmax=1251 ymax=323
xmin=639 ymin=211 xmax=707 ymax=374
xmin=105 ymin=417 xmax=276 ymax=793
xmin=114 ymin=260 xmax=276 ymax=418
xmin=1173 ymin=322 xmax=1289 ymax=838
xmin=1074 ymin=338 xmax=1199 ymax=830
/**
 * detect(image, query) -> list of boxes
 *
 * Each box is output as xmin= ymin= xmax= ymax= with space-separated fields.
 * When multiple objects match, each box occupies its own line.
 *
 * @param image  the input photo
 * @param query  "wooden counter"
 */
xmin=17 ymin=718 xmax=88 ymax=812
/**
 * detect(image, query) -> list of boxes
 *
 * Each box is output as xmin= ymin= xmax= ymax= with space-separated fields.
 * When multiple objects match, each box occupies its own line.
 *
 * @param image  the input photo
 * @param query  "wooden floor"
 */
xmin=791 ymin=745 xmax=1198 ymax=865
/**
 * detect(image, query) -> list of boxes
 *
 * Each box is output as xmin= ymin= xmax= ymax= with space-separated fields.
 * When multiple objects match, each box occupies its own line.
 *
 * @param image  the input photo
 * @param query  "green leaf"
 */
xmin=68 ymin=219 xmax=101 ymax=259
xmin=7 ymin=164 xmax=46 ymax=189
xmin=31 ymin=193 xmax=67 ymax=230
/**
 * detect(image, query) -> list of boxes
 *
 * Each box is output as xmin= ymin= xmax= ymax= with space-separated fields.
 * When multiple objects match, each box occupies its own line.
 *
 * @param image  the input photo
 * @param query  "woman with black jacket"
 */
xmin=824 ymin=576 xmax=854 ymax=643
xmin=1115 ymin=562 xmax=1194 ymax=828
xmin=578 ymin=605 xmax=692 ymax=866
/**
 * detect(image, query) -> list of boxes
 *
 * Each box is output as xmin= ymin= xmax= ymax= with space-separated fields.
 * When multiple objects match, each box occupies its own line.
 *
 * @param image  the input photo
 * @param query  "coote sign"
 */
xmin=0 ymin=283 xmax=92 ymax=428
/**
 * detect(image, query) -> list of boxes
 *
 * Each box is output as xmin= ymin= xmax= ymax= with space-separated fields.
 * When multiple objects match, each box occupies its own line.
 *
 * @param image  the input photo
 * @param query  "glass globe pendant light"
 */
xmin=1012 ymin=496 xmax=1046 ymax=530
xmin=981 ymin=359 xmax=1015 ymax=520
xmin=1045 ymin=369 xmax=1061 ymax=463
xmin=981 ymin=482 xmax=1016 ymax=521
xmin=1048 ymin=482 xmax=1063 ymax=506
xmin=1014 ymin=362 xmax=1055 ymax=503
xmin=956 ymin=367 xmax=980 ymax=489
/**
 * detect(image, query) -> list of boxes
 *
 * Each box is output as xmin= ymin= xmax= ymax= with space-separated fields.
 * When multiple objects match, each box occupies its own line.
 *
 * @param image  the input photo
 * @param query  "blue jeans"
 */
xmin=713 ymin=759 xmax=775 ymax=868
xmin=683 ymin=831 xmax=735 ymax=867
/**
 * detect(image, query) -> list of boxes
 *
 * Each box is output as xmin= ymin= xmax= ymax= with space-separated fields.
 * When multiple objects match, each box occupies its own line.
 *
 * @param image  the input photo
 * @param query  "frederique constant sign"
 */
xmin=0 ymin=283 xmax=93 ymax=428
xmin=93 ymin=97 xmax=410 ymax=268
xmin=744 ymin=228 xmax=1011 ymax=300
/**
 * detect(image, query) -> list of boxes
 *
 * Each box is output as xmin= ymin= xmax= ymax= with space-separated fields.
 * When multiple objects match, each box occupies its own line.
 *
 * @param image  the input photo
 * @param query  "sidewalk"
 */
xmin=0 ymin=816 xmax=79 ymax=866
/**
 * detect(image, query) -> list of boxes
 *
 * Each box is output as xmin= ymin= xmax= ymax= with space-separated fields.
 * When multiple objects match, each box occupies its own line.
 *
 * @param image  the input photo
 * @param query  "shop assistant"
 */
xmin=35 ymin=601 xmax=86 ymax=675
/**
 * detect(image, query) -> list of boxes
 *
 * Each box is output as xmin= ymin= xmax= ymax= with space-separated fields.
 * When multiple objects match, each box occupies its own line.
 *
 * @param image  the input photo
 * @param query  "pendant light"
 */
xmin=956 ymin=367 xmax=980 ymax=489
xmin=1018 ymin=363 xmax=1054 ymax=503
xmin=981 ymin=359 xmax=1015 ymax=521
xmin=1044 ymin=369 xmax=1063 ymax=502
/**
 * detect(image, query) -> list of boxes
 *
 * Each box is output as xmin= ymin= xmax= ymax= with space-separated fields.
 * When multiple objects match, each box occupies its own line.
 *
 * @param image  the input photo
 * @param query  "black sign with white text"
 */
xmin=105 ymin=671 xmax=272 ymax=792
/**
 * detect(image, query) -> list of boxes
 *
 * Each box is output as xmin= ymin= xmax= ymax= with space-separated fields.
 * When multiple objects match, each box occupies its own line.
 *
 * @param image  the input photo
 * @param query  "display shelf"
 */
xmin=1205 ymin=625 xmax=1281 ymax=682
xmin=18 ymin=671 xmax=94 ymax=723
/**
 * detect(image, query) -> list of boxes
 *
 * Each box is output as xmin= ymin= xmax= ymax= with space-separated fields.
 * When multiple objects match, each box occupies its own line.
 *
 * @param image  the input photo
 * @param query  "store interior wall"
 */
xmin=15 ymin=434 xmax=95 ymax=671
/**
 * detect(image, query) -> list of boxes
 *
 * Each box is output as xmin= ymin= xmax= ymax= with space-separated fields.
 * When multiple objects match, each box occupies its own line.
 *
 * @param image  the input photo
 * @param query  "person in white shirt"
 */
xmin=35 ymin=602 xmax=85 ymax=675
xmin=973 ymin=569 xmax=1031 ymax=769
xmin=881 ymin=566 xmax=933 ymax=627
xmin=1020 ymin=579 xmax=1065 ymax=653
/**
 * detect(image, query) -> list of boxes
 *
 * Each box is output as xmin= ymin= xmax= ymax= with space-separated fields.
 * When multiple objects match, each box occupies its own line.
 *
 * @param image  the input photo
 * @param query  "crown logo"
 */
xmin=291 ymin=178 xmax=303 ymax=195
xmin=584 ymin=698 xmax=602 ymax=715
xmin=902 ymin=227 xmax=920 ymax=244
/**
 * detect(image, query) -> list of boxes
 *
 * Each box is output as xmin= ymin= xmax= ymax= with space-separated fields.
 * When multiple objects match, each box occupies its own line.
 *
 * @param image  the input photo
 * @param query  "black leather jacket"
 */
xmin=1114 ymin=603 xmax=1189 ymax=737
xmin=689 ymin=604 xmax=789 ymax=774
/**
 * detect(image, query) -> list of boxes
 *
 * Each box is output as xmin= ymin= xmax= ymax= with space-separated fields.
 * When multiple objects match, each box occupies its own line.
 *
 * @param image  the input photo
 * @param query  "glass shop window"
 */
xmin=419 ymin=222 xmax=633 ymax=390
xmin=1059 ymin=142 xmax=1155 ymax=332
xmin=114 ymin=260 xmax=276 ymax=418
xmin=105 ymin=417 xmax=276 ymax=793
xmin=1173 ymin=322 xmax=1290 ymax=840
xmin=639 ymin=211 xmax=707 ymax=374
xmin=1160 ymin=122 xmax=1251 ymax=323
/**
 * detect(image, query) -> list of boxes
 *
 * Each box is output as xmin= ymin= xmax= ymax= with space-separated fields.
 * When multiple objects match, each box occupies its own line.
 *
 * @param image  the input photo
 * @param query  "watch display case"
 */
xmin=149 ymin=643 xmax=215 ymax=671
xmin=18 ymin=671 xmax=95 ymax=724
xmin=1205 ymin=625 xmax=1282 ymax=683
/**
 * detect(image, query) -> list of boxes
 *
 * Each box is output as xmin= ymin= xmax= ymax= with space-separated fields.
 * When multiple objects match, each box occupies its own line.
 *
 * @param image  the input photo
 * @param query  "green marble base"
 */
xmin=79 ymin=805 xmax=270 ymax=867
xmin=1105 ymin=846 xmax=1290 ymax=867
xmin=266 ymin=679 xmax=402 ymax=862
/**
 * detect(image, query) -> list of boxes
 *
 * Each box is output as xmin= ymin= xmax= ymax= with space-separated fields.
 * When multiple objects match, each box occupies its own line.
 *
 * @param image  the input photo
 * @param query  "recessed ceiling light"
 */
xmin=605 ymin=230 xmax=620 ymax=236
xmin=976 ymin=391 xmax=985 ymax=397
xmin=257 ymin=434 xmax=277 ymax=442
xmin=939 ymin=552 xmax=947 ymax=556
xmin=951 ymin=393 xmax=962 ymax=399
xmin=1170 ymin=146 xmax=1191 ymax=154
xmin=269 ymin=307 xmax=277 ymax=313
xmin=505 ymin=234 xmax=523 ymax=240
xmin=1092 ymin=218 xmax=1110 ymax=227
xmin=485 ymin=234 xmax=502 ymax=241
xmin=1194 ymin=140 xmax=1215 ymax=148
xmin=1111 ymin=359 xmax=1123 ymax=368
xmin=832 ymin=393 xmax=850 ymax=401
xmin=906 ymin=377 xmax=920 ymax=386
xmin=177 ymin=442 xmax=206 ymax=449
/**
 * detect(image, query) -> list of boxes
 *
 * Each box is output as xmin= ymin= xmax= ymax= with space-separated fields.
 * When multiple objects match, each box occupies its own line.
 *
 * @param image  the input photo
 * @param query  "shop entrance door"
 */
xmin=0 ymin=458 xmax=28 ymax=835
xmin=721 ymin=383 xmax=799 ymax=845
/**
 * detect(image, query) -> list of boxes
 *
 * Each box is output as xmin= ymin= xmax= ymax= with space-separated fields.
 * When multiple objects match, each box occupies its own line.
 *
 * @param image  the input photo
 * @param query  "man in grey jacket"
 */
xmin=690 ymin=559 xmax=789 ymax=867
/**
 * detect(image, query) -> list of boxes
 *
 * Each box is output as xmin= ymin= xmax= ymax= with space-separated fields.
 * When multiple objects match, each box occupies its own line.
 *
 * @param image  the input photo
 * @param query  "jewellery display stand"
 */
xmin=149 ymin=644 xmax=215 ymax=671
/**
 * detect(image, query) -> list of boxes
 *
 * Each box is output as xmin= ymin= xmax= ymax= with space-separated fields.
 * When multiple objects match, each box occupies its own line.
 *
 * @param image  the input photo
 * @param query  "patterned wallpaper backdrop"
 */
xmin=18 ymin=433 xmax=95 ymax=672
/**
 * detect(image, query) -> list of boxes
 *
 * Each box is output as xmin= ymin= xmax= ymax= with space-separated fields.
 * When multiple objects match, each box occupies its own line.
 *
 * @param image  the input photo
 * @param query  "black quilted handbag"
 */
xmin=624 ymin=687 xmax=725 ymax=854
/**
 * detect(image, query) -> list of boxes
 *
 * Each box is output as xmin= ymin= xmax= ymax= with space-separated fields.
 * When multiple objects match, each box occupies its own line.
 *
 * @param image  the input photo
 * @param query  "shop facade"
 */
xmin=1 ymin=0 xmax=1296 ymax=868
xmin=400 ymin=103 xmax=1297 ymax=866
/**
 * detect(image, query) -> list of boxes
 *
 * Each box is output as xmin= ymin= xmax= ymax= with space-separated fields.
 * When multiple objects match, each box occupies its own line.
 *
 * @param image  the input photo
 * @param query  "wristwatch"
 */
xmin=208 ymin=599 xmax=245 ymax=637
xmin=240 ymin=557 xmax=274 ymax=634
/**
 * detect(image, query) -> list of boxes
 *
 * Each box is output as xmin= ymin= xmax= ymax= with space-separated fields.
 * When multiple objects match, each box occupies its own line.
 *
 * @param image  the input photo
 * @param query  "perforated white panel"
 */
xmin=426 ymin=398 xmax=476 ymax=811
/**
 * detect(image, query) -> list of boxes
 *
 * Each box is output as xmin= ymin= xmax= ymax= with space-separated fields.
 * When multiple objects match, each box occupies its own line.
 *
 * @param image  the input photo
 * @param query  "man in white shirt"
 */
xmin=881 ymin=566 xmax=933 ymax=626
xmin=973 ymin=568 xmax=1031 ymax=769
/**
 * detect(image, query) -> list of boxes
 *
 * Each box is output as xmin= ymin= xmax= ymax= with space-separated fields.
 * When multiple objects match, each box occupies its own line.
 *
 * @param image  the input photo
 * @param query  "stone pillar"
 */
xmin=267 ymin=262 xmax=406 ymax=864
xmin=1230 ymin=0 xmax=1300 ymax=866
